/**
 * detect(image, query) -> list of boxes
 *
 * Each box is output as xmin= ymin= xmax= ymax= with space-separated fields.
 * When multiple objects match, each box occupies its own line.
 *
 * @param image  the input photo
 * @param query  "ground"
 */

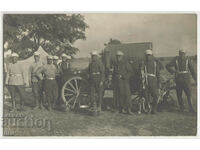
xmin=3 ymin=59 xmax=197 ymax=136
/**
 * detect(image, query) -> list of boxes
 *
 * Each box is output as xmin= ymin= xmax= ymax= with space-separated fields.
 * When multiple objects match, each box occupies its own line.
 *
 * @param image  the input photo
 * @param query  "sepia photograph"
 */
xmin=2 ymin=13 xmax=197 ymax=136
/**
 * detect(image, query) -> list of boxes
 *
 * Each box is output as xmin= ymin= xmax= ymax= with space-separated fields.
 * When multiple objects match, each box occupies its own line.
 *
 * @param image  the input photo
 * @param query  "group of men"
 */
xmin=88 ymin=49 xmax=197 ymax=115
xmin=5 ymin=48 xmax=197 ymax=115
xmin=5 ymin=51 xmax=72 ymax=112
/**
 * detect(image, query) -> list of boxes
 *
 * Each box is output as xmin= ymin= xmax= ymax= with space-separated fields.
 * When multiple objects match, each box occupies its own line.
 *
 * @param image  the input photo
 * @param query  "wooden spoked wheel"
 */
xmin=61 ymin=76 xmax=90 ymax=110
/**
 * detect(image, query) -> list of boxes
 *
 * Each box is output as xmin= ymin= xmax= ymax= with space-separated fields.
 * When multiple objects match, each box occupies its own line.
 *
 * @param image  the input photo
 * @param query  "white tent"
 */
xmin=18 ymin=46 xmax=49 ymax=86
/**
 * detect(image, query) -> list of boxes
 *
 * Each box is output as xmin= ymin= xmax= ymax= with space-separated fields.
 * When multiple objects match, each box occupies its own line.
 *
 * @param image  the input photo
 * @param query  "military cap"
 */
xmin=145 ymin=49 xmax=153 ymax=55
xmin=179 ymin=49 xmax=186 ymax=53
xmin=47 ymin=55 xmax=53 ymax=59
xmin=91 ymin=51 xmax=98 ymax=56
xmin=53 ymin=56 xmax=59 ymax=60
xmin=61 ymin=53 xmax=67 ymax=58
xmin=11 ymin=53 xmax=19 ymax=57
xmin=34 ymin=51 xmax=40 ymax=56
xmin=116 ymin=51 xmax=124 ymax=56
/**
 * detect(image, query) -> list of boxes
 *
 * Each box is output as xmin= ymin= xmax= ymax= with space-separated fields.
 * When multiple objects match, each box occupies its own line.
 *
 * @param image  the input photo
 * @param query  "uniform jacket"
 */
xmin=88 ymin=59 xmax=105 ymax=82
xmin=113 ymin=59 xmax=132 ymax=80
xmin=60 ymin=61 xmax=71 ymax=75
xmin=143 ymin=56 xmax=161 ymax=87
xmin=36 ymin=64 xmax=57 ymax=80
xmin=54 ymin=63 xmax=61 ymax=77
xmin=166 ymin=56 xmax=196 ymax=81
xmin=5 ymin=62 xmax=26 ymax=85
xmin=29 ymin=61 xmax=44 ymax=83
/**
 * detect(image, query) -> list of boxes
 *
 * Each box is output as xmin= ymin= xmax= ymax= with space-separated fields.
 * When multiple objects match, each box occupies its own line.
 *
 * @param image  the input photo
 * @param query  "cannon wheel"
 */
xmin=61 ymin=76 xmax=90 ymax=110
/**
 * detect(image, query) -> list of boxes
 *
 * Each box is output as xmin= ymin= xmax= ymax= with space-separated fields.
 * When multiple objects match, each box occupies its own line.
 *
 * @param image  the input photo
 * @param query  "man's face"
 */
xmin=34 ymin=55 xmax=40 ymax=62
xmin=53 ymin=59 xmax=58 ymax=65
xmin=116 ymin=55 xmax=123 ymax=62
xmin=47 ymin=59 xmax=53 ymax=64
xmin=12 ymin=57 xmax=18 ymax=63
xmin=179 ymin=52 xmax=186 ymax=58
xmin=91 ymin=55 xmax=98 ymax=61
xmin=62 ymin=57 xmax=67 ymax=62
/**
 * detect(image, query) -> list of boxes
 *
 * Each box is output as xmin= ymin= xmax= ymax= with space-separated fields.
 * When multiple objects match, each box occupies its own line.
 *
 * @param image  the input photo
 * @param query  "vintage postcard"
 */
xmin=2 ymin=13 xmax=197 ymax=136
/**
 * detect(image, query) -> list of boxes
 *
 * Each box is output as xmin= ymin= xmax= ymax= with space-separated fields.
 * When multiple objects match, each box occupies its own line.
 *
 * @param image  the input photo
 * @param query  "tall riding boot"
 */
xmin=151 ymin=102 xmax=157 ymax=114
xmin=188 ymin=97 xmax=195 ymax=113
xmin=126 ymin=107 xmax=133 ymax=115
xmin=10 ymin=100 xmax=17 ymax=112
xmin=33 ymin=96 xmax=39 ymax=109
xmin=20 ymin=100 xmax=25 ymax=111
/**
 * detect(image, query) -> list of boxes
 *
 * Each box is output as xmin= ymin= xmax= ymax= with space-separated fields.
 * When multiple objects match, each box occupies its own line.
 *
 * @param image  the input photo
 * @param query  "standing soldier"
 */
xmin=88 ymin=51 xmax=105 ymax=115
xmin=36 ymin=55 xmax=58 ymax=111
xmin=143 ymin=49 xmax=161 ymax=114
xmin=5 ymin=53 xmax=27 ymax=112
xmin=113 ymin=51 xmax=133 ymax=115
xmin=60 ymin=53 xmax=71 ymax=84
xmin=29 ymin=52 xmax=44 ymax=109
xmin=166 ymin=49 xmax=196 ymax=113
xmin=53 ymin=56 xmax=62 ymax=106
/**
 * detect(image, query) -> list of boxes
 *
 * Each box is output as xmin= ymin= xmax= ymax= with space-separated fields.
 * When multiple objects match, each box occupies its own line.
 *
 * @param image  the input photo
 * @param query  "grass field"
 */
xmin=3 ymin=59 xmax=197 ymax=136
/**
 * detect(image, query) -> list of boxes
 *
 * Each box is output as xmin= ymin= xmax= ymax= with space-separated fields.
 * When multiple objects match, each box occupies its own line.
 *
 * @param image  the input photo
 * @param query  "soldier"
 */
xmin=143 ymin=49 xmax=161 ymax=114
xmin=60 ymin=53 xmax=71 ymax=84
xmin=29 ymin=52 xmax=44 ymax=109
xmin=36 ymin=55 xmax=58 ymax=111
xmin=5 ymin=53 xmax=27 ymax=112
xmin=88 ymin=51 xmax=105 ymax=115
xmin=53 ymin=56 xmax=62 ymax=106
xmin=113 ymin=51 xmax=133 ymax=115
xmin=166 ymin=49 xmax=196 ymax=113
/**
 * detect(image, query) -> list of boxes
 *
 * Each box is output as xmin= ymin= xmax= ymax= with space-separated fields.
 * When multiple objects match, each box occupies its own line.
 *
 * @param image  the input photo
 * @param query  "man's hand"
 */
xmin=99 ymin=81 xmax=103 ymax=87
xmin=24 ymin=83 xmax=29 ymax=88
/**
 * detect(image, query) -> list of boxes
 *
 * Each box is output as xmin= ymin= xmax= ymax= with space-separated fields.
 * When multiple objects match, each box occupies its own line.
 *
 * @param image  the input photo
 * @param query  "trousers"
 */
xmin=7 ymin=85 xmax=26 ymax=109
xmin=175 ymin=74 xmax=194 ymax=111
xmin=90 ymin=79 xmax=103 ymax=111
xmin=32 ymin=80 xmax=43 ymax=107
xmin=114 ymin=79 xmax=131 ymax=112
xmin=43 ymin=79 xmax=58 ymax=109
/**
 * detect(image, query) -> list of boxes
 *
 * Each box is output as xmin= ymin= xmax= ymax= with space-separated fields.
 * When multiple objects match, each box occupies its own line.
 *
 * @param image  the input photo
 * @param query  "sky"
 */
xmin=74 ymin=13 xmax=197 ymax=58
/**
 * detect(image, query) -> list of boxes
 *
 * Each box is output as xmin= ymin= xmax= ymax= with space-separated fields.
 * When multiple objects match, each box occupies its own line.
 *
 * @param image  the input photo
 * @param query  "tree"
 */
xmin=3 ymin=14 xmax=89 ymax=59
xmin=108 ymin=38 xmax=121 ymax=45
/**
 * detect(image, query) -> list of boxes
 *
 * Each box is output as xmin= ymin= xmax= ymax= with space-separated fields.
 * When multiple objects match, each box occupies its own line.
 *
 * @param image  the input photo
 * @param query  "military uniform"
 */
xmin=88 ymin=59 xmax=105 ymax=113
xmin=113 ymin=59 xmax=132 ymax=113
xmin=166 ymin=56 xmax=196 ymax=112
xmin=54 ymin=62 xmax=62 ymax=105
xmin=36 ymin=64 xmax=58 ymax=110
xmin=29 ymin=61 xmax=44 ymax=108
xmin=60 ymin=61 xmax=71 ymax=84
xmin=143 ymin=56 xmax=161 ymax=113
xmin=5 ymin=62 xmax=27 ymax=111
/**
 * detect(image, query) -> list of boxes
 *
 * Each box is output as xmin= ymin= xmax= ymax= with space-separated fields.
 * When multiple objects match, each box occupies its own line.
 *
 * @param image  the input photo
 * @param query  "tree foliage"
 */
xmin=107 ymin=38 xmax=121 ymax=45
xmin=3 ymin=14 xmax=89 ymax=59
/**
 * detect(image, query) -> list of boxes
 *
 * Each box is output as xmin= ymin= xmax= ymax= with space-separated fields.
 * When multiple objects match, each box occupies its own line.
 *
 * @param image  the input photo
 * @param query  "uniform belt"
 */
xmin=46 ymin=78 xmax=55 ymax=80
xmin=92 ymin=72 xmax=100 ymax=75
xmin=9 ymin=73 xmax=22 ymax=77
xmin=147 ymin=73 xmax=156 ymax=77
xmin=177 ymin=71 xmax=188 ymax=74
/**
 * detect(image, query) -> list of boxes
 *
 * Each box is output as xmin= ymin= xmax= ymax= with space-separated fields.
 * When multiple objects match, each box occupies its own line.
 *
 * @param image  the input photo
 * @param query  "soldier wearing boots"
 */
xmin=113 ymin=51 xmax=133 ymax=115
xmin=88 ymin=51 xmax=105 ymax=115
xmin=36 ymin=55 xmax=58 ymax=111
xmin=143 ymin=49 xmax=161 ymax=114
xmin=5 ymin=53 xmax=27 ymax=112
xmin=53 ymin=55 xmax=62 ymax=107
xmin=29 ymin=52 xmax=44 ymax=110
xmin=166 ymin=49 xmax=197 ymax=113
xmin=60 ymin=53 xmax=71 ymax=84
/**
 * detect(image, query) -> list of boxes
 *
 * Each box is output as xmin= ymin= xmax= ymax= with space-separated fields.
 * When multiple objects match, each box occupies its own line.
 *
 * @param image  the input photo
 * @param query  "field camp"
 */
xmin=3 ymin=14 xmax=197 ymax=136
